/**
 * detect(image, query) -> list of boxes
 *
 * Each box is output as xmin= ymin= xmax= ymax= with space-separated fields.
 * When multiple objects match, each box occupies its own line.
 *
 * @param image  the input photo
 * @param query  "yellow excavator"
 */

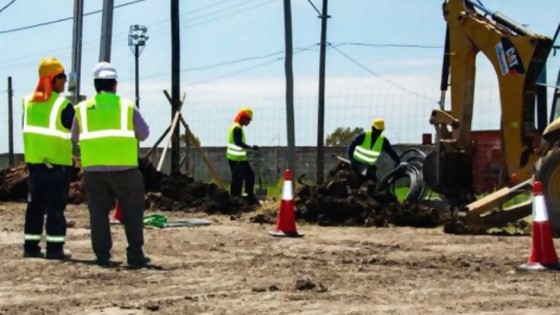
xmin=423 ymin=0 xmax=560 ymax=232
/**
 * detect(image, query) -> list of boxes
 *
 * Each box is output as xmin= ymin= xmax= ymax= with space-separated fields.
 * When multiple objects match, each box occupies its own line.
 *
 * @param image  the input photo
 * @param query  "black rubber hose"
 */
xmin=378 ymin=149 xmax=427 ymax=202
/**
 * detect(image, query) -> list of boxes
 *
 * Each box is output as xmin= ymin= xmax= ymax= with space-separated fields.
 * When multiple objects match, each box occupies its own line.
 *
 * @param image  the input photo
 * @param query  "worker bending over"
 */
xmin=347 ymin=118 xmax=402 ymax=182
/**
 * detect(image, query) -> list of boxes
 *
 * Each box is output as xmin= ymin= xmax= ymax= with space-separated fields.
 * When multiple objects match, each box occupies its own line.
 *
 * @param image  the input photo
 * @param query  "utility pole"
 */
xmin=7 ymin=77 xmax=14 ymax=167
xmin=283 ymin=0 xmax=296 ymax=176
xmin=70 ymin=0 xmax=84 ymax=105
xmin=170 ymin=0 xmax=181 ymax=174
xmin=316 ymin=0 xmax=330 ymax=184
xmin=99 ymin=0 xmax=114 ymax=62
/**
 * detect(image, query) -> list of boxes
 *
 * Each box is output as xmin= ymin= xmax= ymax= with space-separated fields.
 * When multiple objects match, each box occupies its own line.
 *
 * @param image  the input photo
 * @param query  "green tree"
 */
xmin=326 ymin=127 xmax=364 ymax=146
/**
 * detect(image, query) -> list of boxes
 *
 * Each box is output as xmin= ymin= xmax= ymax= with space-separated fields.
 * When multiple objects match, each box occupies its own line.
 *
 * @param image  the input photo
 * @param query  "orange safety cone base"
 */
xmin=518 ymin=181 xmax=560 ymax=270
xmin=111 ymin=201 xmax=124 ymax=224
xmin=268 ymin=230 xmax=304 ymax=238
xmin=517 ymin=262 xmax=560 ymax=271
xmin=268 ymin=169 xmax=304 ymax=238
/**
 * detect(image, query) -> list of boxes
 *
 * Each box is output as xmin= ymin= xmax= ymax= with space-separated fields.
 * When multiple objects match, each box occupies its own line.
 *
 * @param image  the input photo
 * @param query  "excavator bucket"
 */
xmin=463 ymin=179 xmax=533 ymax=229
xmin=422 ymin=145 xmax=476 ymax=206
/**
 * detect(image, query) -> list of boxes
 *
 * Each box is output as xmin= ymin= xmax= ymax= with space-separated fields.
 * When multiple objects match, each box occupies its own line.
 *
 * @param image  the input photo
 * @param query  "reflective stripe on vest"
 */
xmin=353 ymin=132 xmax=384 ymax=165
xmin=76 ymin=94 xmax=138 ymax=167
xmin=78 ymin=98 xmax=135 ymax=140
xmin=227 ymin=123 xmax=247 ymax=161
xmin=23 ymin=95 xmax=70 ymax=139
xmin=22 ymin=93 xmax=73 ymax=165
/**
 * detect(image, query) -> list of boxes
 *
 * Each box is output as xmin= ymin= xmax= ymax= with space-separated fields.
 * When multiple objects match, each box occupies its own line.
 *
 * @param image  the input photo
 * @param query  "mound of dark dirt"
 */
xmin=0 ymin=159 xmax=257 ymax=215
xmin=0 ymin=164 xmax=27 ymax=202
xmin=443 ymin=215 xmax=530 ymax=236
xmin=295 ymin=162 xmax=448 ymax=228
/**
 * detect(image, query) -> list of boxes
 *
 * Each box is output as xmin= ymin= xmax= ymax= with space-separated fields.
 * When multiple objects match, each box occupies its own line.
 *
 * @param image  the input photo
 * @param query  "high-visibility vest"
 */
xmin=226 ymin=123 xmax=247 ymax=161
xmin=75 ymin=93 xmax=138 ymax=167
xmin=22 ymin=92 xmax=72 ymax=166
xmin=353 ymin=131 xmax=384 ymax=165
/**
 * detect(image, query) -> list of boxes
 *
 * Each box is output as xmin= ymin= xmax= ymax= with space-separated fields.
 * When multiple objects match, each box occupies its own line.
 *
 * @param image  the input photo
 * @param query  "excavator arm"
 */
xmin=424 ymin=0 xmax=555 ymax=230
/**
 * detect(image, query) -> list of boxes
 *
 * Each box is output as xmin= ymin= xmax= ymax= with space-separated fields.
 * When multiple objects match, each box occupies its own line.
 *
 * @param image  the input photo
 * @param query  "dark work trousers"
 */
xmin=83 ymin=168 xmax=145 ymax=262
xmin=351 ymin=161 xmax=378 ymax=182
xmin=24 ymin=164 xmax=70 ymax=253
xmin=228 ymin=160 xmax=255 ymax=197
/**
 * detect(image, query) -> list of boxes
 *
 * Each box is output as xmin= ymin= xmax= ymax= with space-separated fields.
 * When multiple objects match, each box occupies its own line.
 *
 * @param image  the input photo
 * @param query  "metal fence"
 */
xmin=1 ymin=81 xmax=505 ymax=155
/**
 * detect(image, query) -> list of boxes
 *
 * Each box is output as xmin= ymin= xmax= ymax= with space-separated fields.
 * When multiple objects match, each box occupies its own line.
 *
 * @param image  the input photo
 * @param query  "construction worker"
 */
xmin=227 ymin=107 xmax=259 ymax=204
xmin=71 ymin=61 xmax=150 ymax=268
xmin=22 ymin=57 xmax=74 ymax=260
xmin=347 ymin=118 xmax=402 ymax=182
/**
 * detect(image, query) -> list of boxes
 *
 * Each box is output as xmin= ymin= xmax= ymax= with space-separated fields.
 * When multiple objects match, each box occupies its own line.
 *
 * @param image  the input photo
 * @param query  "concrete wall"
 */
xmin=0 ymin=144 xmax=432 ymax=186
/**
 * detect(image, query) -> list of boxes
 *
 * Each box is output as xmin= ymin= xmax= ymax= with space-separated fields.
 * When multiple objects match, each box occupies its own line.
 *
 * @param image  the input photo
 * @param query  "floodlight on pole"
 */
xmin=128 ymin=24 xmax=149 ymax=109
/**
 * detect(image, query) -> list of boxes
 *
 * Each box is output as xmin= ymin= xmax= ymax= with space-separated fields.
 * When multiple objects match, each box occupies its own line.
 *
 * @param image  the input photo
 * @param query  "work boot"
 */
xmin=23 ymin=250 xmax=45 ymax=259
xmin=127 ymin=254 xmax=151 ymax=268
xmin=96 ymin=259 xmax=120 ymax=268
xmin=245 ymin=195 xmax=260 ymax=205
xmin=95 ymin=254 xmax=114 ymax=267
xmin=46 ymin=248 xmax=72 ymax=260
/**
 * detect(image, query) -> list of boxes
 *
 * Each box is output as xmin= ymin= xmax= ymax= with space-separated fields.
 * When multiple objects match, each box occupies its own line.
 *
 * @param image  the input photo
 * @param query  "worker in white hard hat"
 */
xmin=71 ymin=61 xmax=151 ymax=268
xmin=22 ymin=57 xmax=75 ymax=260
xmin=347 ymin=118 xmax=402 ymax=182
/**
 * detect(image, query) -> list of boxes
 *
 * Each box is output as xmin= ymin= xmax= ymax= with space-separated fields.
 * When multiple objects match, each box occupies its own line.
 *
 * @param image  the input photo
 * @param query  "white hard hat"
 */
xmin=93 ymin=61 xmax=118 ymax=80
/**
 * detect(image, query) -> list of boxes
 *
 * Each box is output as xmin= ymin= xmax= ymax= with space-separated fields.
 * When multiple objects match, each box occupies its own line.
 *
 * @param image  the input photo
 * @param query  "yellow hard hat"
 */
xmin=38 ymin=57 xmax=65 ymax=78
xmin=372 ymin=118 xmax=385 ymax=131
xmin=240 ymin=107 xmax=253 ymax=119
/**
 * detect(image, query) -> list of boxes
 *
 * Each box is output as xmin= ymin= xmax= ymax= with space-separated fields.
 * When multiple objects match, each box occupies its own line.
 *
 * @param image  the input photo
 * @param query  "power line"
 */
xmin=0 ymin=0 xmax=275 ymax=66
xmin=333 ymin=42 xmax=443 ymax=49
xmin=148 ymin=0 xmax=260 ymax=28
xmin=0 ymin=0 xmax=16 ymax=14
xmin=185 ymin=0 xmax=232 ymax=15
xmin=330 ymin=45 xmax=438 ymax=103
xmin=185 ymin=49 xmax=288 ymax=72
xmin=0 ymin=0 xmax=145 ymax=35
xmin=148 ymin=0 xmax=276 ymax=36
xmin=185 ymin=0 xmax=277 ymax=28
xmin=140 ymin=44 xmax=318 ymax=80
xmin=305 ymin=0 xmax=321 ymax=15
xmin=188 ymin=45 xmax=318 ymax=86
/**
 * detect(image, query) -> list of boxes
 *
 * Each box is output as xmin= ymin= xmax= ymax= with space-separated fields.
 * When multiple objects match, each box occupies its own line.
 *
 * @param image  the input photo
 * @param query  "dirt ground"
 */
xmin=1 ymin=202 xmax=560 ymax=315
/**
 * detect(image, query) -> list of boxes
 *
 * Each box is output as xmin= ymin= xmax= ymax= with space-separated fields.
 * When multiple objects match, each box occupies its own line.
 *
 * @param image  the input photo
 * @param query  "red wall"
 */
xmin=471 ymin=130 xmax=503 ymax=193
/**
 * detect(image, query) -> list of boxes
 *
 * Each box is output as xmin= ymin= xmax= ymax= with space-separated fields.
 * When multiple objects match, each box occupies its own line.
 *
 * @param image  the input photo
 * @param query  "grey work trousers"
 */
xmin=84 ymin=168 xmax=145 ymax=262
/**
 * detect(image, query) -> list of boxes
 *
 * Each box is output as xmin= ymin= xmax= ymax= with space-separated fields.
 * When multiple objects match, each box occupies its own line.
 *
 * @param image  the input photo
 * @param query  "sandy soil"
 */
xmin=1 ymin=202 xmax=560 ymax=315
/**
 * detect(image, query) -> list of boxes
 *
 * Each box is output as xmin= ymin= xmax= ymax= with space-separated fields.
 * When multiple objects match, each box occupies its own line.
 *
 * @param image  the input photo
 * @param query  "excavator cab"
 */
xmin=423 ymin=0 xmax=560 ymax=232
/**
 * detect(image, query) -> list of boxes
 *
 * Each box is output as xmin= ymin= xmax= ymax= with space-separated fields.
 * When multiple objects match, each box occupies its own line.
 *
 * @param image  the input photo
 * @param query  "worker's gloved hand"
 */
xmin=252 ymin=145 xmax=260 ymax=150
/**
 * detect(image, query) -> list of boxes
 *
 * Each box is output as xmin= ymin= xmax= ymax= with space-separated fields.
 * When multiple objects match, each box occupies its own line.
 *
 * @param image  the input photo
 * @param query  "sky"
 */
xmin=0 ymin=0 xmax=559 ymax=153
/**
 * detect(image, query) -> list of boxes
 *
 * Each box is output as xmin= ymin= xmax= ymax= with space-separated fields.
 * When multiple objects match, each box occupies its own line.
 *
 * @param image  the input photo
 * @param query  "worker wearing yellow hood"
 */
xmin=22 ymin=57 xmax=75 ymax=260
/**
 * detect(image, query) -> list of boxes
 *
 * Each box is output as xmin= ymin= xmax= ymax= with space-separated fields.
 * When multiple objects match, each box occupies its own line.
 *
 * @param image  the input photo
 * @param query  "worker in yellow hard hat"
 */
xmin=22 ymin=57 xmax=75 ymax=260
xmin=347 ymin=118 xmax=402 ymax=181
xmin=226 ymin=107 xmax=260 ymax=204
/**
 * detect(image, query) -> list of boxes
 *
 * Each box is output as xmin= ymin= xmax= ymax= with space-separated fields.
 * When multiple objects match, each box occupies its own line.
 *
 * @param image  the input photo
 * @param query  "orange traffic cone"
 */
xmin=268 ymin=169 xmax=304 ymax=238
xmin=518 ymin=181 xmax=560 ymax=270
xmin=113 ymin=201 xmax=124 ymax=223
